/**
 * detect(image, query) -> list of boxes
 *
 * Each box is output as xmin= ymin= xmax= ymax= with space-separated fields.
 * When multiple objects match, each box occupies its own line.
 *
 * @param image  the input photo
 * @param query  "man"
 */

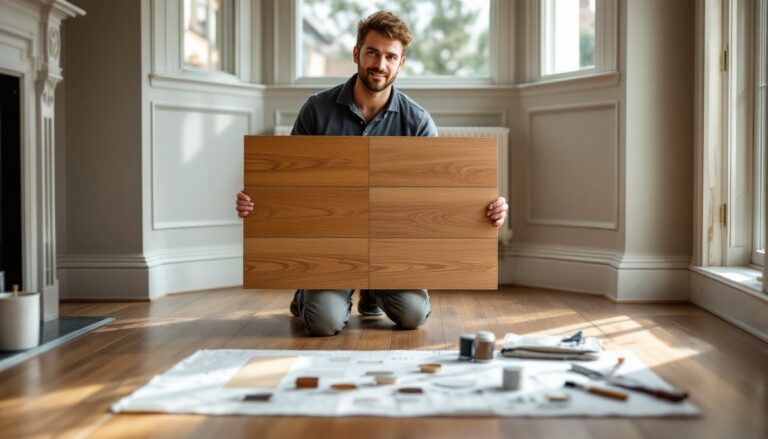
xmin=237 ymin=11 xmax=508 ymax=337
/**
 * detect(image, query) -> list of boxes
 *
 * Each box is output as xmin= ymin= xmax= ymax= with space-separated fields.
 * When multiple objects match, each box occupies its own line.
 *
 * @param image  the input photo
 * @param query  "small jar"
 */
xmin=473 ymin=330 xmax=495 ymax=362
xmin=502 ymin=366 xmax=522 ymax=390
xmin=459 ymin=333 xmax=475 ymax=360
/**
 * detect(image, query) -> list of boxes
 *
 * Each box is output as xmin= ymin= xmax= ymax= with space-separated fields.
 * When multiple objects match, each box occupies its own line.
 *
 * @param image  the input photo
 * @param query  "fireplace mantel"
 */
xmin=0 ymin=0 xmax=85 ymax=320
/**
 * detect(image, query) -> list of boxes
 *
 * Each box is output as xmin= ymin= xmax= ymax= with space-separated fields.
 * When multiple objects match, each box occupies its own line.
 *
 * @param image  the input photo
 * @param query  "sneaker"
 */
xmin=290 ymin=289 xmax=303 ymax=317
xmin=357 ymin=289 xmax=384 ymax=316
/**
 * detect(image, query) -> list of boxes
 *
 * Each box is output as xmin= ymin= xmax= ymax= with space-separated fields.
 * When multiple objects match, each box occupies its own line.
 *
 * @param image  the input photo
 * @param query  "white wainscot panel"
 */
xmin=527 ymin=102 xmax=619 ymax=229
xmin=152 ymin=103 xmax=251 ymax=229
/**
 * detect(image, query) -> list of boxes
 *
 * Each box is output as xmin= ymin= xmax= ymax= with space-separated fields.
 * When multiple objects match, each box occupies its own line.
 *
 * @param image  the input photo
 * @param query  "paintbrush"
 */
xmin=565 ymin=380 xmax=629 ymax=401
xmin=570 ymin=363 xmax=688 ymax=402
xmin=605 ymin=356 xmax=625 ymax=378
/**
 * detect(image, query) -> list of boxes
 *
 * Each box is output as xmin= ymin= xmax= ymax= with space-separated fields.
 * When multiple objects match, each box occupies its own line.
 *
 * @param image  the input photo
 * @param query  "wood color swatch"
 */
xmin=244 ymin=135 xmax=497 ymax=289
xmin=370 ymin=187 xmax=497 ymax=238
xmin=371 ymin=239 xmax=498 ymax=289
xmin=369 ymin=137 xmax=496 ymax=186
xmin=244 ymin=136 xmax=368 ymax=186
xmin=244 ymin=187 xmax=369 ymax=238
xmin=243 ymin=238 xmax=369 ymax=289
xmin=225 ymin=356 xmax=298 ymax=388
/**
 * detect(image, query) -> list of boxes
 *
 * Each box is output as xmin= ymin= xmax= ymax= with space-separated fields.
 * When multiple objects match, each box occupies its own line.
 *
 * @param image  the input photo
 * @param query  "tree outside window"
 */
xmin=300 ymin=0 xmax=490 ymax=78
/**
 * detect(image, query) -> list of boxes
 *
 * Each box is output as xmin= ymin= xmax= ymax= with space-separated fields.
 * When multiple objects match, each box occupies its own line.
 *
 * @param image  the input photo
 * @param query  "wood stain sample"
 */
xmin=244 ymin=135 xmax=498 ymax=289
xmin=295 ymin=377 xmax=320 ymax=389
xmin=226 ymin=356 xmax=298 ymax=388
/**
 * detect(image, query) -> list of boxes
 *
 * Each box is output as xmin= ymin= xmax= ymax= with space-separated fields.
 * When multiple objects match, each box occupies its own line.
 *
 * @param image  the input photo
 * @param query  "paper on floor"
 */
xmin=111 ymin=349 xmax=700 ymax=418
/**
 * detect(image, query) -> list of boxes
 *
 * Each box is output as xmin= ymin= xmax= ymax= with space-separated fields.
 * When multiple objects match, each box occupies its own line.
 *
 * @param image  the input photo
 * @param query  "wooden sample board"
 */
xmin=243 ymin=136 xmax=498 ymax=289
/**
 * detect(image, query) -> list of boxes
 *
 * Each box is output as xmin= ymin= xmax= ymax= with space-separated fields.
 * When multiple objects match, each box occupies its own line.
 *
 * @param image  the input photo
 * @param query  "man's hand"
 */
xmin=486 ymin=197 xmax=508 ymax=228
xmin=236 ymin=191 xmax=254 ymax=218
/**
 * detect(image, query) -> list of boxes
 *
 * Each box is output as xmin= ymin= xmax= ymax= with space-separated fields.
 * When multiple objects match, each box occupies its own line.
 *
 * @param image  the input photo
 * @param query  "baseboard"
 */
xmin=503 ymin=244 xmax=691 ymax=301
xmin=689 ymin=270 xmax=768 ymax=343
xmin=147 ymin=257 xmax=241 ymax=300
xmin=58 ymin=245 xmax=242 ymax=300
xmin=59 ymin=264 xmax=151 ymax=300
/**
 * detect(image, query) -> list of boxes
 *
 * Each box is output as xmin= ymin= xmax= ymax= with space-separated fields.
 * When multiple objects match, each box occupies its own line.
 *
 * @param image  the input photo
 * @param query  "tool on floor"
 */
xmin=564 ymin=380 xmax=628 ymax=401
xmin=605 ymin=356 xmax=625 ymax=377
xmin=570 ymin=363 xmax=688 ymax=402
xmin=560 ymin=330 xmax=583 ymax=345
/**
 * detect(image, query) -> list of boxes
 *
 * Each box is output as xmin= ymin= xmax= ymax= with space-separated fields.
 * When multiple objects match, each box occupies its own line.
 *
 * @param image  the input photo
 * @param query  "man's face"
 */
xmin=353 ymin=30 xmax=406 ymax=93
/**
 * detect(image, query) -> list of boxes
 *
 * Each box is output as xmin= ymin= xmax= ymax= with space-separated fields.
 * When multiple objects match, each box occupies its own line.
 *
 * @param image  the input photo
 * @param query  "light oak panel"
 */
xmin=243 ymin=238 xmax=369 ymax=289
xmin=244 ymin=187 xmax=369 ymax=238
xmin=370 ymin=239 xmax=497 ymax=289
xmin=369 ymin=137 xmax=497 ymax=187
xmin=370 ymin=187 xmax=498 ymax=238
xmin=244 ymin=136 xmax=368 ymax=186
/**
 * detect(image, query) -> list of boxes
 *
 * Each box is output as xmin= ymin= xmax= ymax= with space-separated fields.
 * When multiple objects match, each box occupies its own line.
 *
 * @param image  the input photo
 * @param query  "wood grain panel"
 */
xmin=369 ymin=137 xmax=497 ymax=186
xmin=370 ymin=187 xmax=498 ymax=238
xmin=243 ymin=238 xmax=369 ymax=289
xmin=244 ymin=136 xmax=368 ymax=186
xmin=370 ymin=239 xmax=497 ymax=289
xmin=244 ymin=187 xmax=369 ymax=238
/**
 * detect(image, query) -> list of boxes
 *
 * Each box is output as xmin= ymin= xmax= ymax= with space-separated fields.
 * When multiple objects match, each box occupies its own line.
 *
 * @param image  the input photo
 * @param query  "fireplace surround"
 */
xmin=0 ymin=0 xmax=84 ymax=320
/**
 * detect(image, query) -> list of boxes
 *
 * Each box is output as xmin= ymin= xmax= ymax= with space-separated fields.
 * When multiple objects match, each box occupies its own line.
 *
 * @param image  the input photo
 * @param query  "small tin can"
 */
xmin=459 ymin=333 xmax=475 ymax=360
xmin=473 ymin=330 xmax=496 ymax=362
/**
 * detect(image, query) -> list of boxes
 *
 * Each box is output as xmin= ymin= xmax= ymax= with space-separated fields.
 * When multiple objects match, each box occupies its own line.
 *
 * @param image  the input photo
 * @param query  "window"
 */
xmin=531 ymin=0 xmax=616 ymax=81
xmin=705 ymin=0 xmax=767 ymax=268
xmin=541 ymin=0 xmax=596 ymax=76
xmin=298 ymin=0 xmax=491 ymax=79
xmin=752 ymin=0 xmax=767 ymax=265
xmin=183 ymin=0 xmax=234 ymax=72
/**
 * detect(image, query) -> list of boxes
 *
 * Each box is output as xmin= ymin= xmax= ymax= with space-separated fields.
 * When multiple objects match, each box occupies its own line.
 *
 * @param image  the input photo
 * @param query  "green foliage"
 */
xmin=303 ymin=0 xmax=489 ymax=77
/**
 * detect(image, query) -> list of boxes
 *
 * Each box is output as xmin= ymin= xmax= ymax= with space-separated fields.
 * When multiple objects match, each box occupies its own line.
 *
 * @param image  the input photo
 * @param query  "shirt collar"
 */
xmin=337 ymin=73 xmax=401 ymax=114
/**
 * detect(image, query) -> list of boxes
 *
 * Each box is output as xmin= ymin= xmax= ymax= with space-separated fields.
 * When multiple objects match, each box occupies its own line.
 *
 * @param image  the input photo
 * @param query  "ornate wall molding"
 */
xmin=0 ymin=0 xmax=84 ymax=320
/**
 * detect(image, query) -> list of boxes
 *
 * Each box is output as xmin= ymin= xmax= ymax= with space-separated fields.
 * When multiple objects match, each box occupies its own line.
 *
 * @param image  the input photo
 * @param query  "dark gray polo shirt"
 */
xmin=291 ymin=74 xmax=437 ymax=137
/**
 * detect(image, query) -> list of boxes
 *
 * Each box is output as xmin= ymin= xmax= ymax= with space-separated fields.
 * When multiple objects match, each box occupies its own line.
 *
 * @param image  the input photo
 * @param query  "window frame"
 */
xmin=528 ymin=0 xmax=617 ymax=83
xmin=181 ymin=0 xmax=236 ymax=76
xmin=289 ymin=0 xmax=509 ymax=87
xmin=700 ymin=0 xmax=765 ymax=269
xmin=751 ymin=0 xmax=767 ymax=267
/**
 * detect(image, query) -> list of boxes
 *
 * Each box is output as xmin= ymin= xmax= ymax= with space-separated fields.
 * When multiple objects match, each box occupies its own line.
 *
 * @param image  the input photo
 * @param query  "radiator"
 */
xmin=272 ymin=125 xmax=512 ymax=245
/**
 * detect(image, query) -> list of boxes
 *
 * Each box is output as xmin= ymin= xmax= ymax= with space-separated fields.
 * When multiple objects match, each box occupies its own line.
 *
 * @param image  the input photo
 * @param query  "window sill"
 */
xmin=267 ymin=83 xmax=518 ymax=92
xmin=515 ymin=71 xmax=621 ymax=96
xmin=689 ymin=265 xmax=767 ymax=302
xmin=149 ymin=72 xmax=266 ymax=95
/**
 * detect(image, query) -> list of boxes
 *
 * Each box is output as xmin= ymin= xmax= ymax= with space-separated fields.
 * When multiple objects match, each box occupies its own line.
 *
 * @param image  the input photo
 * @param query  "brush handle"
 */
xmin=586 ymin=385 xmax=629 ymax=401
xmin=629 ymin=386 xmax=688 ymax=402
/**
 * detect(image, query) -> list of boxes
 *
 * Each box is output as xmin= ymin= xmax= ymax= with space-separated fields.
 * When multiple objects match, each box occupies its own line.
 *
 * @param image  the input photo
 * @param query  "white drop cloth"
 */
xmin=111 ymin=349 xmax=699 ymax=418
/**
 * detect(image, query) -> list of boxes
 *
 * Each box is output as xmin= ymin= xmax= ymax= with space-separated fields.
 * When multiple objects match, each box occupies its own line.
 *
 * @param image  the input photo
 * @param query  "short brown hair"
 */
xmin=356 ymin=11 xmax=412 ymax=54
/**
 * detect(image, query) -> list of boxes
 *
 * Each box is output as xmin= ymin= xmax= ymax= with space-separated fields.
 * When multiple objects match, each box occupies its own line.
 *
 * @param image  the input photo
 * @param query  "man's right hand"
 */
xmin=236 ymin=191 xmax=254 ymax=218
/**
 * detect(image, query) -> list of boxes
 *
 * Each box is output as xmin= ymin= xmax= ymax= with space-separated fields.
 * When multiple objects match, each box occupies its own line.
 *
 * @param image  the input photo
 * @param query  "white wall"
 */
xmin=56 ymin=0 xmax=696 ymax=302
xmin=59 ymin=0 xmax=262 ymax=299
xmin=621 ymin=0 xmax=694 ymax=300
xmin=57 ymin=0 xmax=145 ymax=299
xmin=140 ymin=0 xmax=263 ymax=299
xmin=507 ymin=0 xmax=694 ymax=302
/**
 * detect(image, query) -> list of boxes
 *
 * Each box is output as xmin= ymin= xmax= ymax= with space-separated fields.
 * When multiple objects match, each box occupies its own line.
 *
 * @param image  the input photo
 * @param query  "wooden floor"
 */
xmin=1 ymin=286 xmax=766 ymax=439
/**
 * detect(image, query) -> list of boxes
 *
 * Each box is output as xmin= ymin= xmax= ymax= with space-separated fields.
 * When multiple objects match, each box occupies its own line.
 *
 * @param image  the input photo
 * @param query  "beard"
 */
xmin=358 ymin=64 xmax=398 ymax=92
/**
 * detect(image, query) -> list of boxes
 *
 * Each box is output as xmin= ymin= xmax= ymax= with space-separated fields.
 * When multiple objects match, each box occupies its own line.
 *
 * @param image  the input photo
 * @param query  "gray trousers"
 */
xmin=300 ymin=289 xmax=431 ymax=337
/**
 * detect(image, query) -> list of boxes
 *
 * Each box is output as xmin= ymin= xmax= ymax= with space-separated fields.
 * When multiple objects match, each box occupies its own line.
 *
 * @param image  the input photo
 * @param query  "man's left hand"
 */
xmin=487 ymin=197 xmax=508 ymax=228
